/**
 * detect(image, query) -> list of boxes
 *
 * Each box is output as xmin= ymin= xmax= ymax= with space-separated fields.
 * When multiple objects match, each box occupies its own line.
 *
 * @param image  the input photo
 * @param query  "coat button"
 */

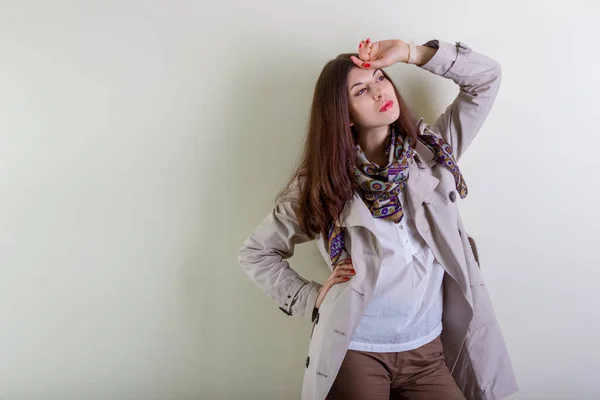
xmin=449 ymin=191 xmax=457 ymax=203
xmin=306 ymin=356 xmax=310 ymax=368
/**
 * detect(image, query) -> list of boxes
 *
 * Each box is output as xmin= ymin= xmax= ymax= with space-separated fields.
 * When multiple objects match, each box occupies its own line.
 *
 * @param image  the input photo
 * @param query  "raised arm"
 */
xmin=417 ymin=40 xmax=502 ymax=160
xmin=353 ymin=38 xmax=502 ymax=160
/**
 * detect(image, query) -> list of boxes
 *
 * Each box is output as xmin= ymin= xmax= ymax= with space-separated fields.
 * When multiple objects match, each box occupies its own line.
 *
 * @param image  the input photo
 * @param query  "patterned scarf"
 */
xmin=327 ymin=125 xmax=468 ymax=266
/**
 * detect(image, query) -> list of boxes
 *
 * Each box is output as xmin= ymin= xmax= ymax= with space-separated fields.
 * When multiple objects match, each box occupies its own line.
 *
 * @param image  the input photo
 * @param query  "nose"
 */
xmin=373 ymin=88 xmax=383 ymax=100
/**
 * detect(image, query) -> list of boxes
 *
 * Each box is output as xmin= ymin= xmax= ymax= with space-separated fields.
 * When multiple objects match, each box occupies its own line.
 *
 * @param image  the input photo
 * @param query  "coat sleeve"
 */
xmin=238 ymin=200 xmax=323 ymax=321
xmin=418 ymin=40 xmax=502 ymax=161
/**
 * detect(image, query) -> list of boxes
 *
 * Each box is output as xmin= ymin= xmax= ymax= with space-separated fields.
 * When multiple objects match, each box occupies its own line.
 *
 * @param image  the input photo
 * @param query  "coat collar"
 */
xmin=341 ymin=120 xmax=439 ymax=230
xmin=341 ymin=165 xmax=439 ymax=230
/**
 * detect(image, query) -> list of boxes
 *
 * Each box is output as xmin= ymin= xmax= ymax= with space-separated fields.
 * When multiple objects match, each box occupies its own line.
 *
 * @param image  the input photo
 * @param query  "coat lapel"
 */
xmin=405 ymin=161 xmax=472 ymax=307
xmin=340 ymin=193 xmax=376 ymax=232
xmin=404 ymin=162 xmax=439 ymax=216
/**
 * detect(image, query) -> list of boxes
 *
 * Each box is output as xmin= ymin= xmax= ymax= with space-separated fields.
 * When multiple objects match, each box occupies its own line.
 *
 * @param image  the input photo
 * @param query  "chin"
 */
xmin=382 ymin=109 xmax=400 ymax=125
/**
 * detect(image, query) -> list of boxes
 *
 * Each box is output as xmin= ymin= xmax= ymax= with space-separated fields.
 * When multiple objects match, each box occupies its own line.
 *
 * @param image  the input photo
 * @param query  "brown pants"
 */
xmin=326 ymin=336 xmax=466 ymax=400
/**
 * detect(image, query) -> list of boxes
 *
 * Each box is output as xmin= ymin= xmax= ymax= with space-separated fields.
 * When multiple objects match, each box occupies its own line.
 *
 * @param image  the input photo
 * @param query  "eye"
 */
xmin=354 ymin=74 xmax=385 ymax=96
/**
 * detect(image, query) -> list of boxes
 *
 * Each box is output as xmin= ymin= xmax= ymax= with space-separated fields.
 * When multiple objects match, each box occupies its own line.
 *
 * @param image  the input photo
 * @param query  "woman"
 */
xmin=238 ymin=37 xmax=518 ymax=400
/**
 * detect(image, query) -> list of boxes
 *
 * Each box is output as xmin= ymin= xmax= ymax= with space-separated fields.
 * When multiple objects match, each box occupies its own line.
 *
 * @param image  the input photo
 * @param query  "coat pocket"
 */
xmin=468 ymin=269 xmax=496 ymax=328
xmin=463 ymin=233 xmax=484 ymax=286
xmin=467 ymin=236 xmax=480 ymax=265
xmin=467 ymin=261 xmax=485 ymax=286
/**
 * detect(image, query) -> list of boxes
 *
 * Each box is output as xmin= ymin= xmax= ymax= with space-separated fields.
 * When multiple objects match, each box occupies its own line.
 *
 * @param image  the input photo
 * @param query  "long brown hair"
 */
xmin=276 ymin=53 xmax=418 ymax=239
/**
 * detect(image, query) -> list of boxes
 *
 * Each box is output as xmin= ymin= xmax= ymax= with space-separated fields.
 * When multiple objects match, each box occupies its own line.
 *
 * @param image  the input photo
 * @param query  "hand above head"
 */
xmin=350 ymin=38 xmax=410 ymax=69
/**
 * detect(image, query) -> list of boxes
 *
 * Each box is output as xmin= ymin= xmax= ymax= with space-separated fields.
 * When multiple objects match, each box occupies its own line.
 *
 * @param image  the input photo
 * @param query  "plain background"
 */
xmin=1 ymin=0 xmax=599 ymax=399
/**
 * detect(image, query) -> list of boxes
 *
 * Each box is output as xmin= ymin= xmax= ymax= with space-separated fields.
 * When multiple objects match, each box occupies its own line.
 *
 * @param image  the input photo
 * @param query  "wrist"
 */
xmin=396 ymin=40 xmax=410 ymax=64
xmin=407 ymin=43 xmax=418 ymax=64
xmin=413 ymin=45 xmax=437 ymax=66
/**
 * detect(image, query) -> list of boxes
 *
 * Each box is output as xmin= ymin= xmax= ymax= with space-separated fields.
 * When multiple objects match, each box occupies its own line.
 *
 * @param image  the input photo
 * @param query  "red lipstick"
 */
xmin=380 ymin=100 xmax=393 ymax=112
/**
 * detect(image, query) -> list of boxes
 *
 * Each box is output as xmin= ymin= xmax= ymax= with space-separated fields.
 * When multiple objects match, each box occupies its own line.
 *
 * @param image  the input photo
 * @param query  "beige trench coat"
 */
xmin=238 ymin=39 xmax=518 ymax=400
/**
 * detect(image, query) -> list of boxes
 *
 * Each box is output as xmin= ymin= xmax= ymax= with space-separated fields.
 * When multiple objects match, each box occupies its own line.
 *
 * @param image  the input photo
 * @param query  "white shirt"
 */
xmin=348 ymin=196 xmax=445 ymax=353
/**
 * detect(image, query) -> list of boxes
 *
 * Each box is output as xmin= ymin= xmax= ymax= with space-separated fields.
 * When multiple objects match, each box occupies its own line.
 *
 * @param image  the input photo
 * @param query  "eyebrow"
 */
xmin=350 ymin=69 xmax=382 ymax=90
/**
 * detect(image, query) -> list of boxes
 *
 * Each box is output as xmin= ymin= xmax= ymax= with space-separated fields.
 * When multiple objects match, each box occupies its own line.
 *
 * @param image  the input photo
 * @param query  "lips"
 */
xmin=380 ymin=100 xmax=394 ymax=112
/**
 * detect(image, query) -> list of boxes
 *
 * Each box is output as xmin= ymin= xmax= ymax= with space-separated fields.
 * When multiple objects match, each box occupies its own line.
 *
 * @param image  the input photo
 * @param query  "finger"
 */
xmin=336 ymin=264 xmax=355 ymax=273
xmin=335 ymin=268 xmax=356 ymax=277
xmin=350 ymin=55 xmax=365 ymax=67
xmin=334 ymin=267 xmax=355 ymax=277
xmin=359 ymin=38 xmax=372 ymax=55
xmin=335 ymin=276 xmax=352 ymax=283
xmin=350 ymin=55 xmax=378 ymax=69
xmin=336 ymin=258 xmax=353 ymax=267
xmin=362 ymin=58 xmax=392 ymax=69
xmin=357 ymin=42 xmax=369 ymax=61
xmin=335 ymin=264 xmax=355 ymax=273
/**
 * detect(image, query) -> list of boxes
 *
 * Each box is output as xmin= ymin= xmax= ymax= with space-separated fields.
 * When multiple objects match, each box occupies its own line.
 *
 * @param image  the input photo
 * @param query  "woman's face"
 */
xmin=346 ymin=67 xmax=400 ymax=131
